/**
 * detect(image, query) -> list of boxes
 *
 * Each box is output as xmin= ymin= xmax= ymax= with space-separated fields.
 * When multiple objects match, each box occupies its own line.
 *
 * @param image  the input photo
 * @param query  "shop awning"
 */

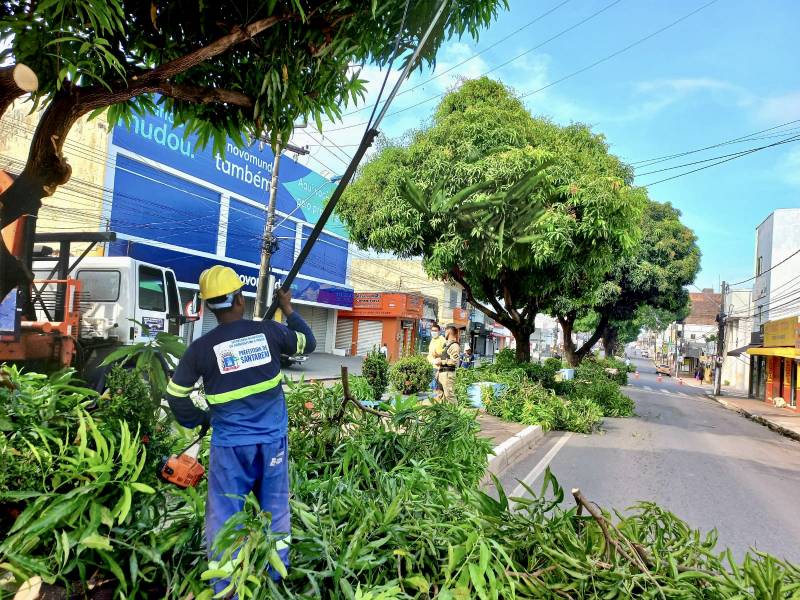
xmin=746 ymin=347 xmax=800 ymax=358
xmin=728 ymin=345 xmax=754 ymax=356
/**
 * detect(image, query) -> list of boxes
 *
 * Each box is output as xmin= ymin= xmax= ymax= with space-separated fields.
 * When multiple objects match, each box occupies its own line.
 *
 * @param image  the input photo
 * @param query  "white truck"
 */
xmin=0 ymin=232 xmax=198 ymax=388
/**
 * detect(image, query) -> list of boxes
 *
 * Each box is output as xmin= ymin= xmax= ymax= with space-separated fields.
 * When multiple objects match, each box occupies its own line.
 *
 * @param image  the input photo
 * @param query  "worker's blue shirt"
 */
xmin=165 ymin=312 xmax=315 ymax=447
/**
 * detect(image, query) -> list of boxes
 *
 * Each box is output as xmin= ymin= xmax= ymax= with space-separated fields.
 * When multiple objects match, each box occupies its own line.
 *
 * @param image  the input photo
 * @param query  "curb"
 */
xmin=705 ymin=392 xmax=800 ymax=443
xmin=481 ymin=425 xmax=544 ymax=486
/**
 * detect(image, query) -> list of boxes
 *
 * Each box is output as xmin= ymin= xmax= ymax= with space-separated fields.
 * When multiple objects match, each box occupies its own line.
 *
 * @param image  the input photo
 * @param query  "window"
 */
xmin=756 ymin=256 xmax=763 ymax=276
xmin=76 ymin=270 xmax=121 ymax=302
xmin=449 ymin=288 xmax=458 ymax=310
xmin=690 ymin=334 xmax=696 ymax=340
xmin=138 ymin=266 xmax=166 ymax=311
xmin=165 ymin=271 xmax=180 ymax=315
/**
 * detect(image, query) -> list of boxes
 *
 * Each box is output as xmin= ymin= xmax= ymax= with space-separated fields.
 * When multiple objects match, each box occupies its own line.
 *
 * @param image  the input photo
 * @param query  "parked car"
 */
xmin=656 ymin=364 xmax=671 ymax=376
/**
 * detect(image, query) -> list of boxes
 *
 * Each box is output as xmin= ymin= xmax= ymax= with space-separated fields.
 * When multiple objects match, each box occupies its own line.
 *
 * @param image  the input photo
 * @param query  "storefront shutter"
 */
xmin=357 ymin=320 xmax=383 ymax=355
xmin=294 ymin=304 xmax=328 ymax=353
xmin=335 ymin=318 xmax=354 ymax=353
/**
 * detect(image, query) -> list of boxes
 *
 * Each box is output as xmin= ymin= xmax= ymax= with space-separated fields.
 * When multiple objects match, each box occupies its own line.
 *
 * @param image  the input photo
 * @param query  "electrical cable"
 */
xmin=324 ymin=0 xmax=627 ymax=133
xmin=728 ymin=247 xmax=800 ymax=287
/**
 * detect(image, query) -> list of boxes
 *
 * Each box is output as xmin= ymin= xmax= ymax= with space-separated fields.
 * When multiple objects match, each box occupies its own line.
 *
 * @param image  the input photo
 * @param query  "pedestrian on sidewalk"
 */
xmin=427 ymin=324 xmax=445 ymax=398
xmin=435 ymin=325 xmax=461 ymax=403
xmin=379 ymin=343 xmax=389 ymax=360
xmin=460 ymin=346 xmax=474 ymax=369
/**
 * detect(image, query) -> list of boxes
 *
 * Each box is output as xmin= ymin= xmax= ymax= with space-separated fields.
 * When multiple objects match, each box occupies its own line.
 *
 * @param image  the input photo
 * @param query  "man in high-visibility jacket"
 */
xmin=427 ymin=323 xmax=446 ymax=397
xmin=164 ymin=265 xmax=315 ymax=592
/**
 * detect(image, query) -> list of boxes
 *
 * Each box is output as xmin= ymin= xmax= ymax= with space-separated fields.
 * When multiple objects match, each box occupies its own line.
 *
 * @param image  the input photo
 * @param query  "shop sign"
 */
xmin=764 ymin=316 xmax=800 ymax=348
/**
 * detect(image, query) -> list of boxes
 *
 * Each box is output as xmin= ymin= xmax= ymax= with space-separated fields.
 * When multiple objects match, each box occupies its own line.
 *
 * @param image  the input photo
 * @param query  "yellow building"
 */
xmin=350 ymin=258 xmax=468 ymax=327
xmin=0 ymin=100 xmax=110 ymax=247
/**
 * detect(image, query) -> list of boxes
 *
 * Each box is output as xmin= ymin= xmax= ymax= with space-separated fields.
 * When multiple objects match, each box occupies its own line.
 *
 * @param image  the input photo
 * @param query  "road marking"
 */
xmin=643 ymin=385 xmax=654 ymax=392
xmin=510 ymin=432 xmax=573 ymax=499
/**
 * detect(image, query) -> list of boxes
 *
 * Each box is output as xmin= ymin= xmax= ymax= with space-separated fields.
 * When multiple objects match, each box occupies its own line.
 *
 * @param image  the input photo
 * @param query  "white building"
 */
xmin=752 ymin=208 xmax=800 ymax=332
xmin=721 ymin=288 xmax=753 ymax=391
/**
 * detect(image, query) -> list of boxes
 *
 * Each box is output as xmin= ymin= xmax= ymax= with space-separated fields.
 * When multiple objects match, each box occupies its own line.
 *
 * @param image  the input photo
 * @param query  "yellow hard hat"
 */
xmin=199 ymin=265 xmax=243 ymax=300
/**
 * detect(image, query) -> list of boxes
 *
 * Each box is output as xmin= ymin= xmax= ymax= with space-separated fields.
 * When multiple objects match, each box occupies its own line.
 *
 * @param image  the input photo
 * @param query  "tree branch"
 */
xmin=574 ymin=310 xmax=610 ymax=359
xmin=0 ymin=64 xmax=38 ymax=118
xmin=158 ymin=83 xmax=254 ymax=109
xmin=132 ymin=15 xmax=290 ymax=86
xmin=501 ymin=270 xmax=522 ymax=323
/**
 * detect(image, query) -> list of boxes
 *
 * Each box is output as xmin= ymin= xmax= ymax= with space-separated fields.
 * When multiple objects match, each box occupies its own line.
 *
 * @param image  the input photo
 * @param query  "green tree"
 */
xmin=0 ymin=0 xmax=506 ymax=295
xmin=567 ymin=200 xmax=700 ymax=361
xmin=337 ymin=78 xmax=644 ymax=362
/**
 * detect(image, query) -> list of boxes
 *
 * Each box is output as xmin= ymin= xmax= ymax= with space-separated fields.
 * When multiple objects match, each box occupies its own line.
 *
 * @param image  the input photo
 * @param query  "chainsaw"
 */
xmin=159 ymin=421 xmax=209 ymax=488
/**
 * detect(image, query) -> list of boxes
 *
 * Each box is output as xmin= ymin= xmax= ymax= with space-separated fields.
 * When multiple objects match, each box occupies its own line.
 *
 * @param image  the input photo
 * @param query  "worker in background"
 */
xmin=435 ymin=325 xmax=461 ymax=402
xmin=427 ymin=323 xmax=445 ymax=398
xmin=164 ymin=265 xmax=315 ymax=594
xmin=460 ymin=346 xmax=475 ymax=369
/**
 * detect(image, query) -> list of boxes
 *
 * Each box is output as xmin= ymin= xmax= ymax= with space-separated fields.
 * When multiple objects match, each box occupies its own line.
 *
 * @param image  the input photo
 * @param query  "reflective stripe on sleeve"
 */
xmin=166 ymin=380 xmax=193 ymax=398
xmin=295 ymin=332 xmax=306 ymax=355
xmin=205 ymin=372 xmax=284 ymax=405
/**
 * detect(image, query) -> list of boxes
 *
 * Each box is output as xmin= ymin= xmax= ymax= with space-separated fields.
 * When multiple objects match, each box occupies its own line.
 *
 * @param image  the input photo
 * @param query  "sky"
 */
xmin=292 ymin=0 xmax=800 ymax=292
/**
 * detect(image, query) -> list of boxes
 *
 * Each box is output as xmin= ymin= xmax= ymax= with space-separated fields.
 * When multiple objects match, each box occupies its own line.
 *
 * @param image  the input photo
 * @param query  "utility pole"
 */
xmin=254 ymin=141 xmax=309 ymax=320
xmin=714 ymin=281 xmax=727 ymax=395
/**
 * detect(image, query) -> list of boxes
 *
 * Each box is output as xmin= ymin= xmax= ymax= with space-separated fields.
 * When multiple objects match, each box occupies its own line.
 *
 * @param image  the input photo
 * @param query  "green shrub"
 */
xmin=361 ymin=349 xmax=389 ymax=401
xmin=494 ymin=347 xmax=519 ymax=368
xmin=388 ymin=354 xmax=433 ymax=395
xmin=347 ymin=375 xmax=376 ymax=404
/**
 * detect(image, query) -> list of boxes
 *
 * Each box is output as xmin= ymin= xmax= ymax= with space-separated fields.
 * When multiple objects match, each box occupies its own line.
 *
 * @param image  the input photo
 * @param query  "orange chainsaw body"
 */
xmin=160 ymin=454 xmax=205 ymax=488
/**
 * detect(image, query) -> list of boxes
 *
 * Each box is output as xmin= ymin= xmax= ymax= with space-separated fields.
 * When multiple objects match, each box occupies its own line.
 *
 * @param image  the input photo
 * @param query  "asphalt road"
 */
xmin=497 ymin=356 xmax=800 ymax=561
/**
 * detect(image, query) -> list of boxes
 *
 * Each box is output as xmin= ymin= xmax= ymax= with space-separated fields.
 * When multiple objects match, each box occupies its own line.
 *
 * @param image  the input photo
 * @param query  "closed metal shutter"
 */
xmin=335 ymin=318 xmax=354 ymax=352
xmin=356 ymin=320 xmax=383 ymax=355
xmin=294 ymin=304 xmax=328 ymax=353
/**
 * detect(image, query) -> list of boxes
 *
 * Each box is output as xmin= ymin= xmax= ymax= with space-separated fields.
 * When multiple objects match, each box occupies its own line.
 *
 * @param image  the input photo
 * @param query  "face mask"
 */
xmin=431 ymin=331 xmax=440 ymax=338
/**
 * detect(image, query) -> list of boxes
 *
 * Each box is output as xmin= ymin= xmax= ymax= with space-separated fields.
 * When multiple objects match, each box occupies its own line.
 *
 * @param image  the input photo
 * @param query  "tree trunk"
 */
xmin=511 ymin=325 xmax=533 ymax=363
xmin=602 ymin=334 xmax=617 ymax=358
xmin=0 ymin=90 xmax=82 ymax=297
xmin=558 ymin=312 xmax=610 ymax=367
xmin=0 ymin=64 xmax=38 ymax=119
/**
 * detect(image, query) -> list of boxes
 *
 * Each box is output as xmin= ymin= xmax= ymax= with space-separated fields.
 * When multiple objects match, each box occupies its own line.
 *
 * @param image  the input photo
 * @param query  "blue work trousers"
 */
xmin=206 ymin=437 xmax=290 ymax=594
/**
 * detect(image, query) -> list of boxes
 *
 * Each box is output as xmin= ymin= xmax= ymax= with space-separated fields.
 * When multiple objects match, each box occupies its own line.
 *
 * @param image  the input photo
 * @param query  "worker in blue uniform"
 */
xmin=164 ymin=265 xmax=315 ymax=593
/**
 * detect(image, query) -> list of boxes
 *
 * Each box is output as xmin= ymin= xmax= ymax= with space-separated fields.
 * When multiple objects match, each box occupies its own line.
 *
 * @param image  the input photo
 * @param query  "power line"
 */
xmin=729 ymin=247 xmax=800 ymax=287
xmin=641 ymin=134 xmax=800 ymax=186
xmin=323 ymin=0 xmax=628 ymax=133
xmin=518 ymin=0 xmax=720 ymax=101
xmin=629 ymin=119 xmax=800 ymax=167
xmin=333 ymin=0 xmax=576 ymax=120
xmin=635 ymin=134 xmax=800 ymax=177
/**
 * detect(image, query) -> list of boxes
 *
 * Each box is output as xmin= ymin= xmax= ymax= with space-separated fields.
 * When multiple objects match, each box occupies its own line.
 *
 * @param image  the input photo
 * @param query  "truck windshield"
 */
xmin=139 ymin=266 xmax=166 ymax=312
xmin=76 ymin=270 xmax=121 ymax=302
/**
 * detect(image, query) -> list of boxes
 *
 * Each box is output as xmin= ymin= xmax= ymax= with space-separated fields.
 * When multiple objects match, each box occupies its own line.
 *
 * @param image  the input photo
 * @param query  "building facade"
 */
xmin=752 ymin=209 xmax=800 ymax=332
xmin=335 ymin=292 xmax=423 ymax=359
xmin=747 ymin=316 xmax=799 ymax=409
xmin=721 ymin=288 xmax=752 ymax=392
xmin=104 ymin=109 xmax=353 ymax=352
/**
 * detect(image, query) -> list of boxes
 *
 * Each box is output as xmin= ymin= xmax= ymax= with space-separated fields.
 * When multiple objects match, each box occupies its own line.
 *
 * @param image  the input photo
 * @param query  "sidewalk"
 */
xmin=282 ymin=353 xmax=363 ymax=381
xmin=707 ymin=389 xmax=800 ymax=442
xmin=477 ymin=413 xmax=544 ymax=483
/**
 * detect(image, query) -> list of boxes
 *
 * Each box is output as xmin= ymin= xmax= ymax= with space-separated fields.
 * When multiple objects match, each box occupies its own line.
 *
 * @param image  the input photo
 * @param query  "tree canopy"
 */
xmin=0 ymin=0 xmax=506 ymax=295
xmin=337 ymin=77 xmax=646 ymax=360
xmin=568 ymin=200 xmax=700 ymax=360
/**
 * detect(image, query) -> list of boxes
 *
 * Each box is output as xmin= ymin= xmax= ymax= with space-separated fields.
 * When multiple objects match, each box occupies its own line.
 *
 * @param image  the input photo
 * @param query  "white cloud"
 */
xmin=755 ymin=91 xmax=800 ymax=124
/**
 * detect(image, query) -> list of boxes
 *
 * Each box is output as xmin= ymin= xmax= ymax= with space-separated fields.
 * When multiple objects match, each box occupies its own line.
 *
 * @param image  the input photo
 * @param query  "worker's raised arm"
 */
xmin=274 ymin=288 xmax=316 ymax=355
xmin=164 ymin=346 xmax=209 ymax=429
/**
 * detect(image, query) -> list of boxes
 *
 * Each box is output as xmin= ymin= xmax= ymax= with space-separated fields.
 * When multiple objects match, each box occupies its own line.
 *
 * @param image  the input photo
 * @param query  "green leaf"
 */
xmin=80 ymin=534 xmax=113 ymax=551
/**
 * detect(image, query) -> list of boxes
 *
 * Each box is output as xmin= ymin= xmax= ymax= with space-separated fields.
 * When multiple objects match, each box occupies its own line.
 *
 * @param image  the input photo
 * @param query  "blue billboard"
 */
xmin=108 ymin=239 xmax=354 ymax=309
xmin=107 ymin=105 xmax=353 ymax=310
xmin=112 ymin=106 xmax=348 ymax=238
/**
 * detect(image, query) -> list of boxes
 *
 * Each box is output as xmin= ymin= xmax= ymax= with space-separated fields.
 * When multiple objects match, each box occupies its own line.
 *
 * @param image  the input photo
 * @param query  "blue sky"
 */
xmin=295 ymin=0 xmax=800 ymax=291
